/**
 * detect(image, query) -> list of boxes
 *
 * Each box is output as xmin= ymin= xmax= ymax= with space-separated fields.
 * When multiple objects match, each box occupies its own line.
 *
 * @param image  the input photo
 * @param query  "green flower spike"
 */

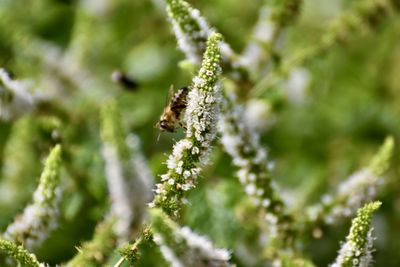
xmin=307 ymin=136 xmax=394 ymax=226
xmin=166 ymin=0 xmax=248 ymax=83
xmin=0 ymin=238 xmax=44 ymax=267
xmin=331 ymin=201 xmax=381 ymax=267
xmin=4 ymin=145 xmax=62 ymax=250
xmin=151 ymin=33 xmax=222 ymax=215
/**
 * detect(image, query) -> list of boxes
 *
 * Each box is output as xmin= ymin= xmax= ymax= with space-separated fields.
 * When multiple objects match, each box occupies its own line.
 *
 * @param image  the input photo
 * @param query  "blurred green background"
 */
xmin=0 ymin=0 xmax=399 ymax=266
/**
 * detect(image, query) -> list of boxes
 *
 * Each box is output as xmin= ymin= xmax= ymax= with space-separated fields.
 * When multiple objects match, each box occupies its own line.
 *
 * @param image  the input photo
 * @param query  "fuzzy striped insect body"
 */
xmin=156 ymin=86 xmax=189 ymax=133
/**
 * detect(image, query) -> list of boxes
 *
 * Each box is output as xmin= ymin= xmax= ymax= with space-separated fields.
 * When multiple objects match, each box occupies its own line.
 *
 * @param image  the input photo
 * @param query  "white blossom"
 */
xmin=154 ymin=233 xmax=185 ymax=267
xmin=4 ymin=145 xmax=62 ymax=250
xmin=101 ymin=144 xmax=135 ymax=238
xmin=309 ymin=169 xmax=382 ymax=225
xmin=240 ymin=6 xmax=275 ymax=70
xmin=101 ymin=101 xmax=154 ymax=240
xmin=307 ymin=137 xmax=393 ymax=226
xmin=179 ymin=226 xmax=231 ymax=264
xmin=167 ymin=0 xmax=211 ymax=64
xmin=171 ymin=19 xmax=204 ymax=64
xmin=243 ymin=99 xmax=274 ymax=132
xmin=126 ymin=134 xmax=154 ymax=201
xmin=166 ymin=0 xmax=238 ymax=68
xmin=102 ymin=134 xmax=154 ymax=240
xmin=152 ymin=209 xmax=232 ymax=267
xmin=331 ymin=202 xmax=380 ymax=267
xmin=0 ymin=68 xmax=36 ymax=121
xmin=24 ymin=39 xmax=97 ymax=102
xmin=218 ymin=93 xmax=287 ymax=238
xmin=152 ymin=33 xmax=222 ymax=212
xmin=80 ymin=0 xmax=111 ymax=16
xmin=285 ymin=67 xmax=310 ymax=105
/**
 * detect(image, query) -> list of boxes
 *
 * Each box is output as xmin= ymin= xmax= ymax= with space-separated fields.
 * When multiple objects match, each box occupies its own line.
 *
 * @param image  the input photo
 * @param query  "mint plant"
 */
xmin=0 ymin=0 xmax=398 ymax=266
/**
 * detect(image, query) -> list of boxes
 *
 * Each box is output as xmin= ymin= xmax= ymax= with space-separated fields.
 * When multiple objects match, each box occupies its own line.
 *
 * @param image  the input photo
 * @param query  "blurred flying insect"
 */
xmin=155 ymin=85 xmax=189 ymax=133
xmin=111 ymin=70 xmax=138 ymax=91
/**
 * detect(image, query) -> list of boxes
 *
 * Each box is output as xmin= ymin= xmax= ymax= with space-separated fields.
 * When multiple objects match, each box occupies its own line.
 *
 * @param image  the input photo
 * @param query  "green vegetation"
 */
xmin=0 ymin=0 xmax=399 ymax=266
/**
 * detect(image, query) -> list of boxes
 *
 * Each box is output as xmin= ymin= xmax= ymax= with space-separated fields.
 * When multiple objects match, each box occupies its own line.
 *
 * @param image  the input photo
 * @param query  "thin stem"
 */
xmin=113 ymin=257 xmax=125 ymax=267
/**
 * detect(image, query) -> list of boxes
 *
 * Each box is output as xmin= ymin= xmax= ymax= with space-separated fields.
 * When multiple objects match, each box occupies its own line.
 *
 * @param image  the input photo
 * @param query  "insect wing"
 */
xmin=165 ymin=84 xmax=175 ymax=106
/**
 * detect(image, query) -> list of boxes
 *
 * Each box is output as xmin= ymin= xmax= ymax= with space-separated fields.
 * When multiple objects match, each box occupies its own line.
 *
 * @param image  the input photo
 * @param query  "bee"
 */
xmin=111 ymin=70 xmax=138 ymax=91
xmin=155 ymin=85 xmax=189 ymax=133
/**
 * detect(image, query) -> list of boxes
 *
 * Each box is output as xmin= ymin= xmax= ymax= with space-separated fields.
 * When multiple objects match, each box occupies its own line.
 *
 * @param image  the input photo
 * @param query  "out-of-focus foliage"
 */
xmin=0 ymin=0 xmax=399 ymax=266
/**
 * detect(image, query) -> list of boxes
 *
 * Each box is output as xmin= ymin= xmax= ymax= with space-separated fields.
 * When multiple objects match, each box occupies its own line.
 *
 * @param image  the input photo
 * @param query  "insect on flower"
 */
xmin=155 ymin=85 xmax=189 ymax=133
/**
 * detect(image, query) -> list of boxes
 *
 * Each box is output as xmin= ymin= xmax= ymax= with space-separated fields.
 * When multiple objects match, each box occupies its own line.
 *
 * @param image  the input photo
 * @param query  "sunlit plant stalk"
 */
xmin=3 ymin=145 xmax=63 ymax=251
xmin=151 ymin=32 xmax=223 ymax=215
